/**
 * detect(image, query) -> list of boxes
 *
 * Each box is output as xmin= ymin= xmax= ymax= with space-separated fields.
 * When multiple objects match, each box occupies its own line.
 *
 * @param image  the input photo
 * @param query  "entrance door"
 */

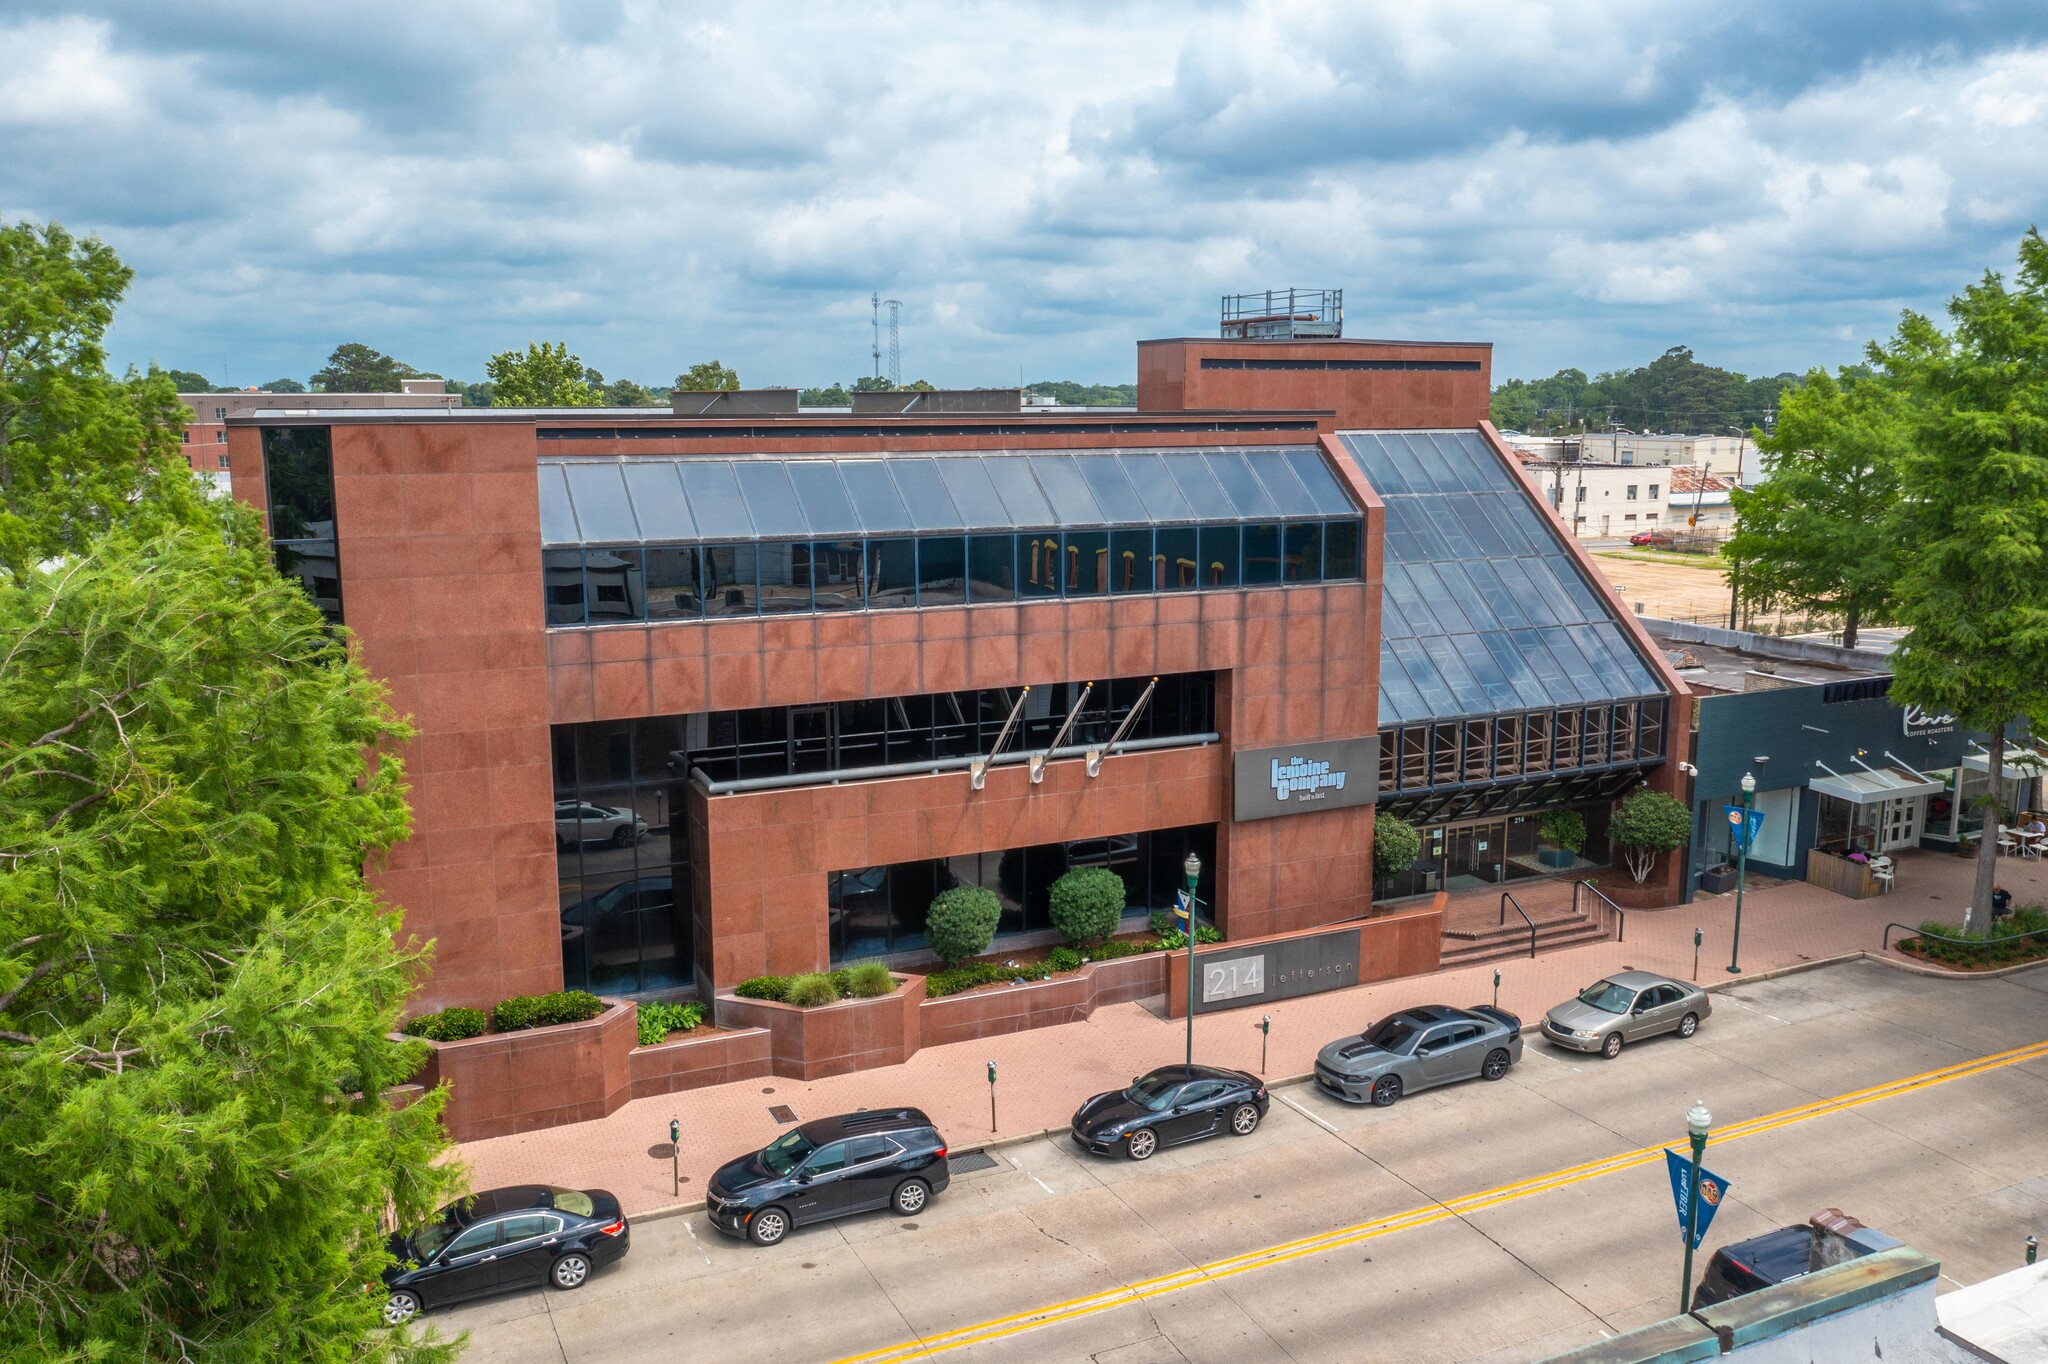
xmin=1876 ymin=796 xmax=1923 ymax=852
xmin=1445 ymin=822 xmax=1505 ymax=890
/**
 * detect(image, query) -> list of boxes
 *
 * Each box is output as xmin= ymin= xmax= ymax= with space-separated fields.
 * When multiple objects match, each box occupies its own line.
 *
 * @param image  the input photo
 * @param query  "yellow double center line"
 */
xmin=832 ymin=1037 xmax=2048 ymax=1364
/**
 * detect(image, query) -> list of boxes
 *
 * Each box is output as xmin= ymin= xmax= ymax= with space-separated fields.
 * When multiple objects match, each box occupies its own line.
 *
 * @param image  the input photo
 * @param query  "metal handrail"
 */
xmin=1499 ymin=892 xmax=1536 ymax=959
xmin=1573 ymin=880 xmax=1627 ymax=944
xmin=1883 ymin=921 xmax=2048 ymax=955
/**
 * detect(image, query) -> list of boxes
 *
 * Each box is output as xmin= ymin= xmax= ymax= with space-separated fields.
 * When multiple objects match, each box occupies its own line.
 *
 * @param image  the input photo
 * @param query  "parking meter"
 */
xmin=1693 ymin=927 xmax=1703 ymax=982
xmin=1259 ymin=1014 xmax=1271 ymax=1074
xmin=668 ymin=1117 xmax=681 ymax=1196
xmin=987 ymin=1060 xmax=997 ymax=1132
xmin=1492 ymin=968 xmax=1501 ymax=1009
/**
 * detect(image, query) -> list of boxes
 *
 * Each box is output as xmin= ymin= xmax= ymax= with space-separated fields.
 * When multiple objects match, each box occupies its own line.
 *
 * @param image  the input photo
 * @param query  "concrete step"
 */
xmin=1440 ymin=918 xmax=1612 ymax=969
xmin=1442 ymin=909 xmax=1589 ymax=941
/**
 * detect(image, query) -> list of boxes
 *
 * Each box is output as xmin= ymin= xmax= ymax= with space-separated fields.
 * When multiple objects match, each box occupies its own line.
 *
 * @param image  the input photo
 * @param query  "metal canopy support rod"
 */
xmin=970 ymin=686 xmax=1032 ymax=791
xmin=1087 ymin=676 xmax=1158 ymax=777
xmin=1031 ymin=682 xmax=1093 ymax=785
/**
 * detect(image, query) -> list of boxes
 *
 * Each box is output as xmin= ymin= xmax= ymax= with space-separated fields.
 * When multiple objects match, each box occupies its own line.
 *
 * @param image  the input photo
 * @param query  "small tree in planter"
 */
xmin=1049 ymin=867 xmax=1125 ymax=945
xmin=927 ymin=886 xmax=1002 ymax=964
xmin=1611 ymin=790 xmax=1691 ymax=885
xmin=1372 ymin=814 xmax=1421 ymax=882
xmin=1538 ymin=810 xmax=1588 ymax=869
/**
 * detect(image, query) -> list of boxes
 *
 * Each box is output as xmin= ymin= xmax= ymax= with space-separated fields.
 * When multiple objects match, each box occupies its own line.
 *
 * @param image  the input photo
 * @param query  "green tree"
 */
xmin=1725 ymin=368 xmax=1903 ymax=647
xmin=309 ymin=343 xmax=422 ymax=393
xmin=0 ymin=221 xmax=193 ymax=584
xmin=675 ymin=360 xmax=740 ymax=392
xmin=1026 ymin=380 xmax=1137 ymax=407
xmin=600 ymin=377 xmax=666 ymax=407
xmin=799 ymin=383 xmax=850 ymax=405
xmin=0 ymin=511 xmax=462 ymax=1361
xmin=485 ymin=341 xmax=601 ymax=407
xmin=259 ymin=377 xmax=307 ymax=394
xmin=1371 ymin=813 xmax=1421 ymax=880
xmin=455 ymin=380 xmax=494 ymax=407
xmin=1610 ymin=790 xmax=1691 ymax=885
xmin=163 ymin=368 xmax=213 ymax=391
xmin=1875 ymin=229 xmax=2048 ymax=933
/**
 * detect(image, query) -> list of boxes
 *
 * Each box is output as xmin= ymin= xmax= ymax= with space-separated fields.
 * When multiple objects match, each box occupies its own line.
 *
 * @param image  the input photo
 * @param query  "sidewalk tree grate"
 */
xmin=768 ymin=1104 xmax=797 ymax=1124
xmin=947 ymin=1151 xmax=1000 ymax=1175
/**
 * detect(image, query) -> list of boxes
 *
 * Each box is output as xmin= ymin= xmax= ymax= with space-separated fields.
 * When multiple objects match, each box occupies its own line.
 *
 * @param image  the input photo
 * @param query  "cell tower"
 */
xmin=871 ymin=291 xmax=903 ymax=387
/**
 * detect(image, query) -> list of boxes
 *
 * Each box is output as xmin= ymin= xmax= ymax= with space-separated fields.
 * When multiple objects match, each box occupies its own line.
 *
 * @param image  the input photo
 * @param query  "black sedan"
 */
xmin=1314 ymin=1004 xmax=1523 ymax=1106
xmin=1071 ymin=1064 xmax=1268 ymax=1160
xmin=381 ymin=1185 xmax=628 ymax=1324
xmin=706 ymin=1107 xmax=951 ymax=1246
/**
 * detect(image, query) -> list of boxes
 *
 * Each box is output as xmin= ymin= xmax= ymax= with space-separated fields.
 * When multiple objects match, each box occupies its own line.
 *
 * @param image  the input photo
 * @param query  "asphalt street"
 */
xmin=436 ymin=959 xmax=2048 ymax=1364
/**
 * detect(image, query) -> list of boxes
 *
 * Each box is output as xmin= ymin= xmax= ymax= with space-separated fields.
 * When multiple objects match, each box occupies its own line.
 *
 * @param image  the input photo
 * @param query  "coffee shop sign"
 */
xmin=1271 ymin=755 xmax=1348 ymax=803
xmin=1902 ymin=704 xmax=1956 ymax=737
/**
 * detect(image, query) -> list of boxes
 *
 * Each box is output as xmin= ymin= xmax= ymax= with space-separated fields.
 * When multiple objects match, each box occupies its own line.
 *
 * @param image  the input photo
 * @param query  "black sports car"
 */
xmin=380 ymin=1185 xmax=628 ymax=1324
xmin=1070 ymin=1064 xmax=1268 ymax=1160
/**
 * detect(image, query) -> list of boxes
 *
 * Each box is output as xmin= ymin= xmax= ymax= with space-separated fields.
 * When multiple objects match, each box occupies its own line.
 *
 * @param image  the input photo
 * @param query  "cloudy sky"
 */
xmin=5 ymin=1 xmax=2046 ymax=391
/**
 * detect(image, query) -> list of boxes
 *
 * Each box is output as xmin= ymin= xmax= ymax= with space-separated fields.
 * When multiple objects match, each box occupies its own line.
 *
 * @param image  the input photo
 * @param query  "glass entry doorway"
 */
xmin=1445 ymin=820 xmax=1505 ymax=890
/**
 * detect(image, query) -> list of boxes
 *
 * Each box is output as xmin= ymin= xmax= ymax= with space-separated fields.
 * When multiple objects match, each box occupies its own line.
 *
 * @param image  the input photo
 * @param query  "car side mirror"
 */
xmin=794 ymin=1171 xmax=811 ymax=1184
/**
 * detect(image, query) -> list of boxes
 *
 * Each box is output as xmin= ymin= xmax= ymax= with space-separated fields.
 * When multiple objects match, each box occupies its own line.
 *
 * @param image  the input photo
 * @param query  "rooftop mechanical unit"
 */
xmin=1221 ymin=288 xmax=1343 ymax=340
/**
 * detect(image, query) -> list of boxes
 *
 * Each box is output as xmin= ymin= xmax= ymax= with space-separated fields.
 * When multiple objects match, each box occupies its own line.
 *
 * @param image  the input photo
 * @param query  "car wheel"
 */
xmin=892 ymin=1178 xmax=930 ymax=1215
xmin=550 ymin=1252 xmax=591 ymax=1290
xmin=1229 ymin=1103 xmax=1261 ymax=1136
xmin=610 ymin=825 xmax=635 ymax=848
xmin=1481 ymin=1048 xmax=1512 ymax=1080
xmin=1370 ymin=1075 xmax=1402 ymax=1107
xmin=1126 ymin=1128 xmax=1158 ymax=1160
xmin=1678 ymin=1012 xmax=1699 ymax=1038
xmin=1602 ymin=1032 xmax=1624 ymax=1060
xmin=382 ymin=1289 xmax=422 ymax=1327
xmin=748 ymin=1207 xmax=791 ymax=1245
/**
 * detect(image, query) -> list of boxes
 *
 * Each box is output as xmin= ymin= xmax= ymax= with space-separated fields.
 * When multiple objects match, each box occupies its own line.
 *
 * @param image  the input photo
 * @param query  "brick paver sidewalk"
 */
xmin=457 ymin=846 xmax=2047 ymax=1215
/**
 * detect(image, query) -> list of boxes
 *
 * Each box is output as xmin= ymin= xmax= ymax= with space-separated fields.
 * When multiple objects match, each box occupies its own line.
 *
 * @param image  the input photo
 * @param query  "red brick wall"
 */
xmin=1137 ymin=339 xmax=1493 ymax=429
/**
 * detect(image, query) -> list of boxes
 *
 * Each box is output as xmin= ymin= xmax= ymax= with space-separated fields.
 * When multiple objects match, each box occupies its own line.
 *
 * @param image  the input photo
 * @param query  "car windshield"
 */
xmin=1121 ymin=1074 xmax=1184 ymax=1112
xmin=548 ymin=1188 xmax=594 ymax=1217
xmin=760 ymin=1128 xmax=815 ymax=1176
xmin=1578 ymin=980 xmax=1636 ymax=1014
xmin=1365 ymin=1017 xmax=1419 ymax=1053
xmin=410 ymin=1209 xmax=465 ymax=1261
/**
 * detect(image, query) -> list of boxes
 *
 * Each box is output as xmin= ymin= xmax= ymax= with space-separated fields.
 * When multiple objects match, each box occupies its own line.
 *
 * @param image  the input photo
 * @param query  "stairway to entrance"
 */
xmin=1439 ymin=877 xmax=1615 ymax=968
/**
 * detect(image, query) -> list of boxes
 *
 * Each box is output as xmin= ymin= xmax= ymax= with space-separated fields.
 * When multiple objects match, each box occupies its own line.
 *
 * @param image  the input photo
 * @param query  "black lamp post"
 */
xmin=1680 ymin=1099 xmax=1712 ymax=1311
xmin=1183 ymin=851 xmax=1202 ymax=1070
xmin=1728 ymin=772 xmax=1754 ymax=974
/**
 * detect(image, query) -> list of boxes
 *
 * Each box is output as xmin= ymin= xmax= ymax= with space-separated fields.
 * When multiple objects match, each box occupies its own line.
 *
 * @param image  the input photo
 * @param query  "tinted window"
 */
xmin=584 ymin=548 xmax=642 ymax=622
xmin=846 ymin=1136 xmax=896 ymax=1164
xmin=968 ymin=535 xmax=1015 ymax=600
xmin=1198 ymin=526 xmax=1240 ymax=587
xmin=645 ymin=545 xmax=704 ymax=619
xmin=543 ymin=550 xmax=586 ymax=625
xmin=1064 ymin=531 xmax=1109 ymax=595
xmin=703 ymin=545 xmax=758 ymax=615
xmin=500 ymin=1214 xmax=560 ymax=1242
xmin=1017 ymin=534 xmax=1062 ymax=597
xmin=917 ymin=536 xmax=966 ymax=607
xmin=1122 ymin=1074 xmax=1185 ymax=1112
xmin=872 ymin=539 xmax=917 ymax=607
xmin=444 ymin=1222 xmax=501 ymax=1258
xmin=805 ymin=1141 xmax=851 ymax=1175
xmin=1242 ymin=524 xmax=1282 ymax=584
xmin=1366 ymin=1017 xmax=1419 ymax=1052
xmin=757 ymin=543 xmax=811 ymax=613
xmin=1578 ymin=980 xmax=1635 ymax=1013
xmin=1283 ymin=524 xmax=1322 ymax=583
xmin=1110 ymin=528 xmax=1153 ymax=592
xmin=261 ymin=426 xmax=335 ymax=539
xmin=1156 ymin=526 xmax=1198 ymax=590
xmin=760 ymin=1129 xmax=814 ymax=1176
xmin=812 ymin=540 xmax=865 ymax=611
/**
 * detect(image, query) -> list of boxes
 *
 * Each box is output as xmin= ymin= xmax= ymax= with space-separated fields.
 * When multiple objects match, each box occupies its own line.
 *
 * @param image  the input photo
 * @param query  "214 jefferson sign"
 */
xmin=1233 ymin=737 xmax=1379 ymax=821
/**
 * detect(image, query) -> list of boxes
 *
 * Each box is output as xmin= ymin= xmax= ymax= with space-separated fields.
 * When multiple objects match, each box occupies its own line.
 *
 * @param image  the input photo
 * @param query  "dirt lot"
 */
xmin=1589 ymin=551 xmax=1735 ymax=624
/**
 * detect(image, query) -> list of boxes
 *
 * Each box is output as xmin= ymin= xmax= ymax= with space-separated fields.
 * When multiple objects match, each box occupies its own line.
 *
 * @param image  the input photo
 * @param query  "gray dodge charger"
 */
xmin=1314 ymin=1004 xmax=1523 ymax=1106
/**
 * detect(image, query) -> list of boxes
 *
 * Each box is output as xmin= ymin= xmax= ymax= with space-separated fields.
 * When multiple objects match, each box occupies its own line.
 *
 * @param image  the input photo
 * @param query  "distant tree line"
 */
xmin=1490 ymin=346 xmax=1799 ymax=435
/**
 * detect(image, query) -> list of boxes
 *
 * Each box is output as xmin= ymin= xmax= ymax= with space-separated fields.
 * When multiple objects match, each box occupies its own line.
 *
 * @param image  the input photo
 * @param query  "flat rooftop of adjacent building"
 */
xmin=1639 ymin=618 xmax=1892 ymax=695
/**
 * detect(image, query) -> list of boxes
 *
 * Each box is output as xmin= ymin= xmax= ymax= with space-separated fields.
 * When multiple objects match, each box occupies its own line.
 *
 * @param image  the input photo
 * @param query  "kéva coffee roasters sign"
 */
xmin=1232 ymin=736 xmax=1379 ymax=821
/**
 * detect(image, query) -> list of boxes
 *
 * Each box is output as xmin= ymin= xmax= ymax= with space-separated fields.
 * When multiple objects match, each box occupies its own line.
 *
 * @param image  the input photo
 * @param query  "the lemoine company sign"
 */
xmin=1232 ymin=736 xmax=1379 ymax=821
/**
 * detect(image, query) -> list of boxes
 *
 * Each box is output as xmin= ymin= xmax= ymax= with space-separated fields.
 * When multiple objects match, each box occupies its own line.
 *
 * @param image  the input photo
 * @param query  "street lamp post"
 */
xmin=1183 ymin=852 xmax=1202 ymax=1070
xmin=1680 ymin=1100 xmax=1712 ymax=1312
xmin=1728 ymin=773 xmax=1755 ymax=974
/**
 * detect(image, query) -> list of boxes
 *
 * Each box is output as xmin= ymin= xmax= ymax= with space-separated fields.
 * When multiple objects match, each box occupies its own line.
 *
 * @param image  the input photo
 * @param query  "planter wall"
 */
xmin=412 ymin=1000 xmax=637 ymax=1142
xmin=1602 ymin=878 xmax=1685 ymax=909
xmin=716 ymin=976 xmax=928 ymax=1080
xmin=920 ymin=952 xmax=1170 ymax=1048
xmin=626 ymin=1026 xmax=773 ymax=1100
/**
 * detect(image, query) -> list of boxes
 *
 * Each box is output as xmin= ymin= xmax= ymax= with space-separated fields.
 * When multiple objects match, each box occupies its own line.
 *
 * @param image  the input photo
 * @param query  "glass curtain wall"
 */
xmin=830 ymin=824 xmax=1218 ymax=961
xmin=552 ymin=717 xmax=695 ymax=994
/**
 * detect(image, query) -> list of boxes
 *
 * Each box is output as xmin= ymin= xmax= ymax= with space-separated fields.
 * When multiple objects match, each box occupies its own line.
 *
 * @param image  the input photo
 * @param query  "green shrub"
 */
xmin=636 ymin=1001 xmax=705 ymax=1047
xmin=1149 ymin=926 xmax=1224 ymax=951
xmin=828 ymin=967 xmax=855 ymax=997
xmin=1909 ymin=908 xmax=2048 ymax=966
xmin=1048 ymin=867 xmax=1125 ymax=944
xmin=844 ymin=961 xmax=897 ymax=998
xmin=1047 ymin=947 xmax=1083 ymax=973
xmin=1373 ymin=813 xmax=1422 ymax=879
xmin=927 ymin=885 xmax=1003 ymax=964
xmin=924 ymin=962 xmax=1038 ymax=998
xmin=733 ymin=975 xmax=790 ymax=1002
xmin=1088 ymin=937 xmax=1150 ymax=961
xmin=533 ymin=990 xmax=605 ymax=1027
xmin=784 ymin=972 xmax=841 ymax=1008
xmin=487 ymin=994 xmax=541 ymax=1032
xmin=1537 ymin=810 xmax=1587 ymax=855
xmin=403 ymin=1007 xmax=488 ymax=1042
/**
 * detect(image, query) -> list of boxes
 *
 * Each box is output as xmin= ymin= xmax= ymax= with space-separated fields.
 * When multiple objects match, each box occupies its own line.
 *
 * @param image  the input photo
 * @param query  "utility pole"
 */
xmin=871 ymin=293 xmax=882 ymax=381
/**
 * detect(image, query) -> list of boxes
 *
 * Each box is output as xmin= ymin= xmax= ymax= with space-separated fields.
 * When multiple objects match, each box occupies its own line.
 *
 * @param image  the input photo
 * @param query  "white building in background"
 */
xmin=1504 ymin=432 xmax=1761 ymax=483
xmin=1508 ymin=448 xmax=1683 ymax=539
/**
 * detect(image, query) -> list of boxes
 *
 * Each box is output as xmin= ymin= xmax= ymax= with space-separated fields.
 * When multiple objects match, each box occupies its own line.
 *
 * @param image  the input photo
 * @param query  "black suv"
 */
xmin=705 ymin=1108 xmax=951 ymax=1246
xmin=1692 ymin=1209 xmax=1901 ymax=1310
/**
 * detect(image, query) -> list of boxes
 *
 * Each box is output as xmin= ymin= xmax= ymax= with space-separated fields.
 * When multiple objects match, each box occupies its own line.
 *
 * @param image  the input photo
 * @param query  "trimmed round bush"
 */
xmin=534 ymin=990 xmax=605 ymax=1027
xmin=783 ymin=972 xmax=841 ymax=1008
xmin=404 ymin=1007 xmax=487 ymax=1042
xmin=1048 ymin=867 xmax=1125 ymax=945
xmin=487 ymin=994 xmax=542 ymax=1033
xmin=1372 ymin=814 xmax=1422 ymax=880
xmin=733 ymin=975 xmax=790 ymax=1002
xmin=927 ymin=885 xmax=1003 ymax=965
xmin=844 ymin=961 xmax=897 ymax=998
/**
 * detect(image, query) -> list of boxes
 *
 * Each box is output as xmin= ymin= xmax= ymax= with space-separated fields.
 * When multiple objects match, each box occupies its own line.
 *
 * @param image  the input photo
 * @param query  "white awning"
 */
xmin=1811 ymin=766 xmax=1944 ymax=804
xmin=1963 ymin=748 xmax=2048 ymax=782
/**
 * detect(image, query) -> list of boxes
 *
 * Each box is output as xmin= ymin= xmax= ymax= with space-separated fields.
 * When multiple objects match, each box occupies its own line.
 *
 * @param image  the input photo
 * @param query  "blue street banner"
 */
xmin=1723 ymin=805 xmax=1765 ymax=852
xmin=1664 ymin=1148 xmax=1731 ymax=1249
xmin=1174 ymin=890 xmax=1193 ymax=929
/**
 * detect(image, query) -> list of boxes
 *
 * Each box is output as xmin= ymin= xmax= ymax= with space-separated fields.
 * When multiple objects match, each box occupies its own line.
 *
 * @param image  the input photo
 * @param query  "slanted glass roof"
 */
xmin=1337 ymin=431 xmax=1663 ymax=728
xmin=537 ymin=446 xmax=1360 ymax=546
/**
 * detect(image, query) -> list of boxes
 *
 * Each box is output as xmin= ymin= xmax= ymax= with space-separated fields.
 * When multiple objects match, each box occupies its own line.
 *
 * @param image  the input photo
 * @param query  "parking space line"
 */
xmin=1272 ymin=1090 xmax=1338 ymax=1134
xmin=827 ymin=1036 xmax=2048 ymax=1364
